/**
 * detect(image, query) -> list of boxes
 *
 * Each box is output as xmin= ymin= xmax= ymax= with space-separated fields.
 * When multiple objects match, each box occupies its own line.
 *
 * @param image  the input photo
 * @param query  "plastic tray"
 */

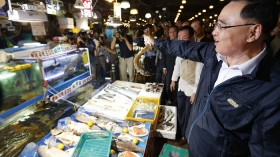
xmin=125 ymin=97 xmax=159 ymax=125
xmin=72 ymin=131 xmax=112 ymax=157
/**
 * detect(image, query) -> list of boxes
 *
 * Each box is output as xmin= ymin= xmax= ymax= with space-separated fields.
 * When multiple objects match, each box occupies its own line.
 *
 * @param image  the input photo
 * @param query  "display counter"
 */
xmin=17 ymin=80 xmax=165 ymax=157
xmin=0 ymin=44 xmax=106 ymax=157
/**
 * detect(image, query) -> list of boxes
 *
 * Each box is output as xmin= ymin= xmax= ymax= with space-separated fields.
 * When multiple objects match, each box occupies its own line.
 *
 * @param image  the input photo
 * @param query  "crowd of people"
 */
xmin=47 ymin=0 xmax=280 ymax=155
xmin=147 ymin=0 xmax=280 ymax=156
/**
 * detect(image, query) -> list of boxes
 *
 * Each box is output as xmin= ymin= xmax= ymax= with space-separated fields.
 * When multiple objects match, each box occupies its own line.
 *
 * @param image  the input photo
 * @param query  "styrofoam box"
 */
xmin=155 ymin=105 xmax=177 ymax=140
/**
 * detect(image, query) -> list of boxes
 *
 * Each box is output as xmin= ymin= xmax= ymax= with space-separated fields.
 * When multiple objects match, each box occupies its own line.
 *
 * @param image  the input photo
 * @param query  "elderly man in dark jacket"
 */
xmin=152 ymin=0 xmax=280 ymax=156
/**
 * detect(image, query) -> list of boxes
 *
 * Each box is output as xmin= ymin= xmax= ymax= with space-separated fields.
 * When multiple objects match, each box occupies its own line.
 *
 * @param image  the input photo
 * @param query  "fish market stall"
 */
xmin=17 ymin=80 xmax=167 ymax=157
xmin=0 ymin=44 xmax=105 ymax=157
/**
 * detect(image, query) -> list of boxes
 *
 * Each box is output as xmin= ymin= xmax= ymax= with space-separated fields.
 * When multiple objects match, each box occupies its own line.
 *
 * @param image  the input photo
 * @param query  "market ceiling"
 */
xmin=8 ymin=0 xmax=228 ymax=23
xmin=72 ymin=0 xmax=228 ymax=23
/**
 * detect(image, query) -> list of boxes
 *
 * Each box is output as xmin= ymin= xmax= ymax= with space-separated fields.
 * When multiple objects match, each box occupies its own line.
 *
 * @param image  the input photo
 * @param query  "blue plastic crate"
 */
xmin=72 ymin=130 xmax=112 ymax=157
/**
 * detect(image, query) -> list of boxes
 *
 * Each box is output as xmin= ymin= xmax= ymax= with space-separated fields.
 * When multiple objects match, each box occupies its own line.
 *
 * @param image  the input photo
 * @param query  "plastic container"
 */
xmin=155 ymin=105 xmax=177 ymax=139
xmin=72 ymin=131 xmax=112 ymax=157
xmin=159 ymin=143 xmax=189 ymax=157
xmin=125 ymin=97 xmax=160 ymax=126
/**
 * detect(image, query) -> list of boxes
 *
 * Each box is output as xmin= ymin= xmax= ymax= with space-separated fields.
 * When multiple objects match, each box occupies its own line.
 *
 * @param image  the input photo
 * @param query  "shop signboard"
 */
xmin=45 ymin=0 xmax=63 ymax=16
xmin=81 ymin=0 xmax=93 ymax=17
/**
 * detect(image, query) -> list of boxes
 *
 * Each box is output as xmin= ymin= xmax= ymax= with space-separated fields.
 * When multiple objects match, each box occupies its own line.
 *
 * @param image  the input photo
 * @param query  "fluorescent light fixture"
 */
xmin=121 ymin=0 xmax=130 ymax=9
xmin=74 ymin=0 xmax=84 ymax=9
xmin=8 ymin=10 xmax=48 ymax=22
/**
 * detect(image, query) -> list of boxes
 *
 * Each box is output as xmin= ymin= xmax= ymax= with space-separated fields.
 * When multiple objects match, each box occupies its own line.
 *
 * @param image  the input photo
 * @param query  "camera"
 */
xmin=117 ymin=25 xmax=127 ymax=37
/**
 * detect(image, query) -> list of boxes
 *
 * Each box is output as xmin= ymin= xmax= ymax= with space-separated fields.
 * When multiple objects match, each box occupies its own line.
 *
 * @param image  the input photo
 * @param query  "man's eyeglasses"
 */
xmin=214 ymin=22 xmax=256 ymax=30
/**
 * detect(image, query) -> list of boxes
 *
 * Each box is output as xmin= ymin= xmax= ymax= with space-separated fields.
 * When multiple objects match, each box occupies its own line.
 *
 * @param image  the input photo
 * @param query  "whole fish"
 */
xmin=55 ymin=131 xmax=80 ymax=146
xmin=67 ymin=120 xmax=92 ymax=135
xmin=38 ymin=145 xmax=70 ymax=157
xmin=112 ymin=139 xmax=144 ymax=154
xmin=74 ymin=112 xmax=97 ymax=124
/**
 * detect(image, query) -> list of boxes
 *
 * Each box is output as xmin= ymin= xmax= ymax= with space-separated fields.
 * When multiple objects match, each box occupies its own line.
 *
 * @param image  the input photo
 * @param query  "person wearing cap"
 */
xmin=111 ymin=25 xmax=134 ymax=82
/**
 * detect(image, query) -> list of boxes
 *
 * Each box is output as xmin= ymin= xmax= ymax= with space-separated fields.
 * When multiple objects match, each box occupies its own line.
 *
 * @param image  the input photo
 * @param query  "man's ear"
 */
xmin=247 ymin=24 xmax=262 ymax=42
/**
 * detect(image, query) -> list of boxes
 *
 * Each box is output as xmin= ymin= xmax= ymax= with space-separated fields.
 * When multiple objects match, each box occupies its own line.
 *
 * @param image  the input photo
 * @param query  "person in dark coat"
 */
xmin=152 ymin=0 xmax=280 ymax=156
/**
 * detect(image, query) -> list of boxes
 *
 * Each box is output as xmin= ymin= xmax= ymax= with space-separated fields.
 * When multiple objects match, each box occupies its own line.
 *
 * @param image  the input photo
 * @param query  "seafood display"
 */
xmin=138 ymin=83 xmax=164 ymax=101
xmin=112 ymin=139 xmax=145 ymax=154
xmin=0 ymin=102 xmax=75 ymax=157
xmin=144 ymin=83 xmax=164 ymax=93
xmin=126 ymin=98 xmax=159 ymax=125
xmin=38 ymin=145 xmax=70 ymax=157
xmin=129 ymin=125 xmax=148 ymax=137
xmin=83 ymin=84 xmax=137 ymax=120
xmin=157 ymin=106 xmax=176 ymax=131
xmin=35 ymin=110 xmax=148 ymax=157
xmin=156 ymin=106 xmax=177 ymax=139
xmin=55 ymin=131 xmax=81 ymax=146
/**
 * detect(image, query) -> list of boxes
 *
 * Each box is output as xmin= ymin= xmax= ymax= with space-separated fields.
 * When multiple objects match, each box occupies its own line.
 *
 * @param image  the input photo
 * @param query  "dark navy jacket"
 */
xmin=156 ymin=40 xmax=280 ymax=157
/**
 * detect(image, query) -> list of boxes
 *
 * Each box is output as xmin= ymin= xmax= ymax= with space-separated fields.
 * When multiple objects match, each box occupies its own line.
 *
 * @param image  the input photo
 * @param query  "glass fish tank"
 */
xmin=40 ymin=48 xmax=91 ymax=87
xmin=0 ymin=61 xmax=43 ymax=114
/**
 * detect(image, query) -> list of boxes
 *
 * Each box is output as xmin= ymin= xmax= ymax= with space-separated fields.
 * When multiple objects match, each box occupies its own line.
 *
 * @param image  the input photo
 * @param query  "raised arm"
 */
xmin=155 ymin=40 xmax=216 ymax=64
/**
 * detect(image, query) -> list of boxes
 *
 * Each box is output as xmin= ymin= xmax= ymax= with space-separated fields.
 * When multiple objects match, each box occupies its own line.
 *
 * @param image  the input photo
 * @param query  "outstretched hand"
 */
xmin=143 ymin=34 xmax=154 ymax=46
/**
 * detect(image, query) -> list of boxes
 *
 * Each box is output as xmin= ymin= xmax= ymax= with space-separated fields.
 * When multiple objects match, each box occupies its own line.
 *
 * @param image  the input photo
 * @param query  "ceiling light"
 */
xmin=74 ymin=0 xmax=84 ymax=9
xmin=202 ymin=19 xmax=205 ymax=21
xmin=198 ymin=12 xmax=201 ymax=15
xmin=209 ymin=16 xmax=212 ymax=19
xmin=214 ymin=14 xmax=218 ymax=17
xmin=180 ymin=5 xmax=184 ymax=9
xmin=202 ymin=9 xmax=206 ymax=12
xmin=121 ymin=0 xmax=130 ymax=9
xmin=195 ymin=15 xmax=198 ymax=17
xmin=145 ymin=13 xmax=151 ymax=18
xmin=106 ymin=0 xmax=114 ymax=2
xmin=130 ymin=8 xmax=138 ymax=14
xmin=209 ymin=5 xmax=214 ymax=9
xmin=155 ymin=10 xmax=159 ymax=14
xmin=162 ymin=8 xmax=166 ymax=11
xmin=159 ymin=15 xmax=162 ymax=18
xmin=182 ymin=0 xmax=186 ymax=4
xmin=178 ymin=10 xmax=181 ymax=13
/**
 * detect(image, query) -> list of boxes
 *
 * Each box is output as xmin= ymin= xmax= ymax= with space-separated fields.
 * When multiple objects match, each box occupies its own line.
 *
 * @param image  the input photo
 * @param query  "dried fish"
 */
xmin=66 ymin=120 xmax=92 ymax=135
xmin=38 ymin=145 xmax=70 ymax=157
xmin=74 ymin=112 xmax=97 ymax=124
xmin=117 ymin=133 xmax=145 ymax=142
xmin=55 ymin=131 xmax=80 ymax=146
